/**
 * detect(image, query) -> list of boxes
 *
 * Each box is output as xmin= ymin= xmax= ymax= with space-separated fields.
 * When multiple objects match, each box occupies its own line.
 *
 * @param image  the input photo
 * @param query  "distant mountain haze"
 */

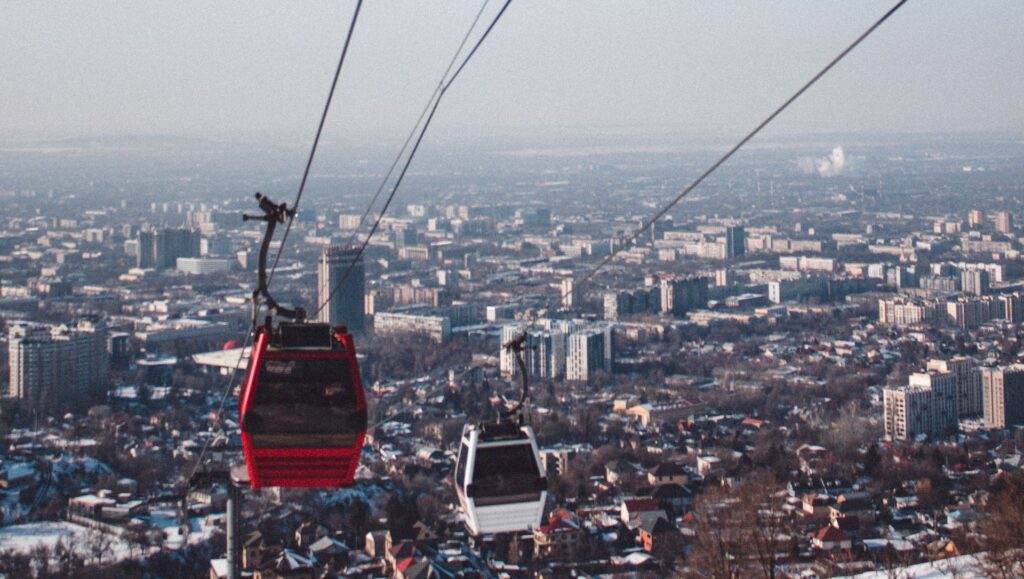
xmin=2 ymin=1 xmax=1023 ymax=142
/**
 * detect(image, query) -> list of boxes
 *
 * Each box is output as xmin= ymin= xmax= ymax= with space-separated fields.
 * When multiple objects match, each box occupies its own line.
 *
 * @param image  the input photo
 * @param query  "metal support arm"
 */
xmin=243 ymin=192 xmax=306 ymax=322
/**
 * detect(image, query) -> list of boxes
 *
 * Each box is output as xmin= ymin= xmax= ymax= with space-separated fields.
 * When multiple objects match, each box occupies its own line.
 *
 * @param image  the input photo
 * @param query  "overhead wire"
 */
xmin=267 ymin=0 xmax=365 ymax=289
xmin=191 ymin=0 xmax=509 ymax=481
xmin=312 ymin=0 xmax=513 ymax=320
xmin=343 ymin=0 xmax=494 ymax=251
xmin=362 ymin=0 xmax=910 ymax=432
xmin=524 ymin=0 xmax=910 ymax=333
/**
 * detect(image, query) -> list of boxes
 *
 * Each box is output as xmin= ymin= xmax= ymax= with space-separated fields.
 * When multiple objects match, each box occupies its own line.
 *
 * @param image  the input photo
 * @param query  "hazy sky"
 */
xmin=3 ymin=1 xmax=1023 ymax=144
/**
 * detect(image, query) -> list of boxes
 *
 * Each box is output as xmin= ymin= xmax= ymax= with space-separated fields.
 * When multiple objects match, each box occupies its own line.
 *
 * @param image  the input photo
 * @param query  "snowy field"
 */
xmin=845 ymin=554 xmax=987 ymax=578
xmin=0 ymin=521 xmax=137 ymax=562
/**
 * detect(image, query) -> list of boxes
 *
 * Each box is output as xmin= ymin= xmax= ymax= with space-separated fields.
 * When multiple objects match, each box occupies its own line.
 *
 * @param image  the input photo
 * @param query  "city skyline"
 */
xmin=3 ymin=2 xmax=1024 ymax=576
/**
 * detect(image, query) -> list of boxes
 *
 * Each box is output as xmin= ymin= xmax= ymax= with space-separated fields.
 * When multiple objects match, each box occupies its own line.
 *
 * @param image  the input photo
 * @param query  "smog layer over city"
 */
xmin=2 ymin=2 xmax=1024 ymax=578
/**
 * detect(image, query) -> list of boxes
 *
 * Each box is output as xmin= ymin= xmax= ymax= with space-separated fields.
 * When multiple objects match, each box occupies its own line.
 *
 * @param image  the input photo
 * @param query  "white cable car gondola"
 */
xmin=454 ymin=420 xmax=547 ymax=535
xmin=453 ymin=334 xmax=548 ymax=535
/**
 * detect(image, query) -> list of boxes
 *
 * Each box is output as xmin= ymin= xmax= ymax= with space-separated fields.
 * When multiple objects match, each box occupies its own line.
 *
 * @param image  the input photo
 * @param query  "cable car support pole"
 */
xmin=189 ymin=466 xmax=249 ymax=579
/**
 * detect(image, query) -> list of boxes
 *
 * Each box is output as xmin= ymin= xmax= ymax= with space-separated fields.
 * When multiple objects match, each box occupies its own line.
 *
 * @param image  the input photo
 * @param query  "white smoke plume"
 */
xmin=798 ymin=146 xmax=847 ymax=177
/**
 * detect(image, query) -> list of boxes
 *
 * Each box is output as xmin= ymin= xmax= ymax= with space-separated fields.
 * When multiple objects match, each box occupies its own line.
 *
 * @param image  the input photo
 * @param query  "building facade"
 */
xmin=8 ymin=319 xmax=109 ymax=404
xmin=136 ymin=227 xmax=201 ymax=269
xmin=981 ymin=366 xmax=1024 ymax=429
xmin=883 ymin=371 xmax=958 ymax=440
xmin=927 ymin=357 xmax=982 ymax=418
xmin=317 ymin=245 xmax=365 ymax=332
xmin=659 ymin=276 xmax=708 ymax=317
xmin=373 ymin=312 xmax=449 ymax=343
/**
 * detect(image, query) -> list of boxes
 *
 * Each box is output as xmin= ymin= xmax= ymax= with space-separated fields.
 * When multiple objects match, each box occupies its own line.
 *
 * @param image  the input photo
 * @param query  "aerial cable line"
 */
xmin=364 ymin=0 xmax=909 ymax=430
xmin=267 ymin=0 xmax=364 ymax=288
xmin=366 ymin=0 xmax=910 ymax=429
xmin=344 ymin=0 xmax=494 ymax=250
xmin=535 ymin=0 xmax=910 ymax=327
xmin=313 ymin=0 xmax=513 ymax=319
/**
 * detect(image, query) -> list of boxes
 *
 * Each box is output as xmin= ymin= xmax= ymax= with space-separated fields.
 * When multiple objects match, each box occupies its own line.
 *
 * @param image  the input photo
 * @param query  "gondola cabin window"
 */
xmin=471 ymin=442 xmax=543 ymax=504
xmin=246 ymin=357 xmax=360 ymax=448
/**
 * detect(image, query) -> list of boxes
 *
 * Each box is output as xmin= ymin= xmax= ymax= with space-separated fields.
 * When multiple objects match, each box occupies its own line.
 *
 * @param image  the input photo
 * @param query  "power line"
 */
xmin=313 ymin=0 xmax=513 ymax=319
xmin=343 ymin=0 xmax=493 ymax=250
xmin=267 ymin=0 xmax=364 ymax=288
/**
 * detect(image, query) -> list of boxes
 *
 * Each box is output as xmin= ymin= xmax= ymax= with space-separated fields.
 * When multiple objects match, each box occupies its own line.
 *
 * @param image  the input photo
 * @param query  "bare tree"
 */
xmin=686 ymin=473 xmax=798 ymax=579
xmin=85 ymin=528 xmax=115 ymax=566
xmin=686 ymin=485 xmax=750 ymax=578
xmin=979 ymin=474 xmax=1024 ymax=578
xmin=742 ymin=473 xmax=797 ymax=579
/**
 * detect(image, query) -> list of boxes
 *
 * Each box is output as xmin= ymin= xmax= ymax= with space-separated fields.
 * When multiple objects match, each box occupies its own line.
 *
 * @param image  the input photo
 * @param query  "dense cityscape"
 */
xmin=0 ymin=132 xmax=1022 ymax=578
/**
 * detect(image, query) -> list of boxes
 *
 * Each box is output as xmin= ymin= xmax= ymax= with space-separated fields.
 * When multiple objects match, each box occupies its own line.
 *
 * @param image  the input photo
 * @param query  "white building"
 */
xmin=502 ymin=320 xmax=611 ymax=384
xmin=567 ymin=329 xmax=606 ymax=383
xmin=883 ymin=371 xmax=958 ymax=440
xmin=927 ymin=357 xmax=982 ymax=418
xmin=8 ymin=319 xmax=109 ymax=402
xmin=176 ymin=257 xmax=232 ymax=275
xmin=374 ymin=312 xmax=450 ymax=343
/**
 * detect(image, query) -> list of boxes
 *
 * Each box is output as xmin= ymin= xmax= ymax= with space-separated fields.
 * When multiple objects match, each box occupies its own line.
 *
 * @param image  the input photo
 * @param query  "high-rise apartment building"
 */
xmin=8 ymin=319 xmax=109 ymax=404
xmin=725 ymin=226 xmax=745 ymax=258
xmin=980 ymin=366 xmax=1024 ymax=429
xmin=999 ymin=293 xmax=1024 ymax=324
xmin=502 ymin=320 xmax=611 ymax=384
xmin=660 ymin=276 xmax=709 ymax=316
xmin=993 ymin=211 xmax=1013 ymax=234
xmin=883 ymin=385 xmax=933 ymax=441
xmin=567 ymin=330 xmax=607 ymax=383
xmin=603 ymin=288 xmax=659 ymax=321
xmin=927 ymin=357 xmax=982 ymax=417
xmin=317 ymin=245 xmax=365 ymax=332
xmin=961 ymin=269 xmax=990 ymax=296
xmin=883 ymin=371 xmax=958 ymax=440
xmin=878 ymin=298 xmax=937 ymax=326
xmin=500 ymin=324 xmax=568 ymax=381
xmin=135 ymin=228 xmax=201 ymax=269
xmin=561 ymin=279 xmax=579 ymax=309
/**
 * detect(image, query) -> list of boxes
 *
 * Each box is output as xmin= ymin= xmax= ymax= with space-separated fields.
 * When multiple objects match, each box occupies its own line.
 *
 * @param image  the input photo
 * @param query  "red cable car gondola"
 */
xmin=240 ymin=322 xmax=366 ymax=488
xmin=238 ymin=193 xmax=368 ymax=489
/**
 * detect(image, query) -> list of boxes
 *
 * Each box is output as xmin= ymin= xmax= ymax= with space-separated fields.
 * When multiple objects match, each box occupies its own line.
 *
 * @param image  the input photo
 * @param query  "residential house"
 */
xmin=829 ymin=492 xmax=876 ymax=527
xmin=647 ymin=462 xmax=689 ymax=486
xmin=364 ymin=530 xmax=393 ymax=558
xmin=621 ymin=498 xmax=662 ymax=525
xmin=696 ymin=455 xmax=723 ymax=477
xmin=605 ymin=459 xmax=643 ymax=485
xmin=651 ymin=483 xmax=693 ymax=515
xmin=639 ymin=516 xmax=682 ymax=558
xmin=307 ymin=536 xmax=350 ymax=569
xmin=802 ymin=493 xmax=836 ymax=519
xmin=811 ymin=526 xmax=853 ymax=552
xmin=254 ymin=548 xmax=316 ymax=579
xmin=293 ymin=521 xmax=328 ymax=549
xmin=534 ymin=510 xmax=585 ymax=560
xmin=796 ymin=444 xmax=832 ymax=476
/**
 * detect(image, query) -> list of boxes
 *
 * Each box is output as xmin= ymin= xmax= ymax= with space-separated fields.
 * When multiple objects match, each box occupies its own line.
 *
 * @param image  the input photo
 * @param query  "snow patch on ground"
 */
xmin=845 ymin=554 xmax=988 ymax=578
xmin=0 ymin=521 xmax=136 ymax=563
